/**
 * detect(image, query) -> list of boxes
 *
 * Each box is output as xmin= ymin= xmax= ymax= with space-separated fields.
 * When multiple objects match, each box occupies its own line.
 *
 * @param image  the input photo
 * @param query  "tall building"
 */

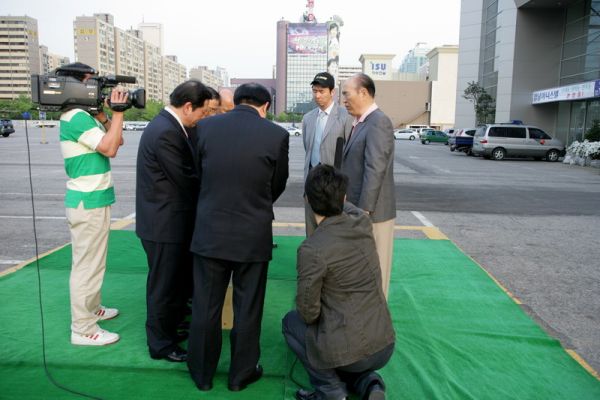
xmin=399 ymin=43 xmax=431 ymax=74
xmin=39 ymin=45 xmax=70 ymax=74
xmin=216 ymin=66 xmax=230 ymax=87
xmin=74 ymin=14 xmax=116 ymax=76
xmin=189 ymin=66 xmax=224 ymax=89
xmin=114 ymin=28 xmax=145 ymax=88
xmin=275 ymin=17 xmax=343 ymax=114
xmin=162 ymin=55 xmax=187 ymax=104
xmin=0 ymin=16 xmax=41 ymax=100
xmin=144 ymin=41 xmax=163 ymax=102
xmin=74 ymin=14 xmax=186 ymax=103
xmin=455 ymin=0 xmax=600 ymax=144
xmin=138 ymin=22 xmax=163 ymax=54
xmin=338 ymin=65 xmax=362 ymax=85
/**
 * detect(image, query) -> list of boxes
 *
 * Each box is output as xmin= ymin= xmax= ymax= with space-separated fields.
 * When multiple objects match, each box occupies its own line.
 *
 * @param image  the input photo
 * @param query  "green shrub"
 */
xmin=584 ymin=119 xmax=600 ymax=142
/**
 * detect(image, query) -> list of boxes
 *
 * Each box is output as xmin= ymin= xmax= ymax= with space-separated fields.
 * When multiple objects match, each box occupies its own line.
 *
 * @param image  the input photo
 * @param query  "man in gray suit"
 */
xmin=341 ymin=73 xmax=396 ymax=299
xmin=283 ymin=165 xmax=395 ymax=400
xmin=302 ymin=72 xmax=353 ymax=235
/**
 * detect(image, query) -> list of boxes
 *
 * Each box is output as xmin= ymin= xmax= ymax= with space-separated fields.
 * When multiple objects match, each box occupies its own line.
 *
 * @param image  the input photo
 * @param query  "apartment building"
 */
xmin=189 ymin=66 xmax=224 ymax=89
xmin=0 ymin=16 xmax=41 ymax=100
xmin=162 ymin=55 xmax=187 ymax=104
xmin=39 ymin=45 xmax=70 ymax=75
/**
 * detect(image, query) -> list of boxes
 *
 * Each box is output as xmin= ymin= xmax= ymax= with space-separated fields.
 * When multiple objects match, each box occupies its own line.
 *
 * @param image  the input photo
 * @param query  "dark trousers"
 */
xmin=141 ymin=239 xmax=192 ymax=356
xmin=282 ymin=310 xmax=394 ymax=400
xmin=187 ymin=254 xmax=269 ymax=386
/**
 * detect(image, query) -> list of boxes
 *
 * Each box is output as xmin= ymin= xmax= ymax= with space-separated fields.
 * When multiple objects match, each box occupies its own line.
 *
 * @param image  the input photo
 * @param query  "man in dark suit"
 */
xmin=341 ymin=73 xmax=396 ymax=299
xmin=136 ymin=80 xmax=213 ymax=363
xmin=283 ymin=165 xmax=395 ymax=400
xmin=187 ymin=83 xmax=289 ymax=392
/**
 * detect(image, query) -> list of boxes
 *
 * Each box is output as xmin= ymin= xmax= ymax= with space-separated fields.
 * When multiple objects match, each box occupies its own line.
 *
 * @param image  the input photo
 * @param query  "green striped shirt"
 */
xmin=59 ymin=109 xmax=115 ymax=209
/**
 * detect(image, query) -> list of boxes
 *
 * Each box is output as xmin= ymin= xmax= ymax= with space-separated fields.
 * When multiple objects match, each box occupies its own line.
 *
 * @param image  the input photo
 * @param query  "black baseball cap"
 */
xmin=311 ymin=72 xmax=335 ymax=89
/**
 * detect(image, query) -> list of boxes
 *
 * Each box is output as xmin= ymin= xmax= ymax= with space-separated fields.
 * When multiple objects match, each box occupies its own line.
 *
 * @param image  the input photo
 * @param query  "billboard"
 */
xmin=287 ymin=23 xmax=327 ymax=55
xmin=327 ymin=22 xmax=340 ymax=82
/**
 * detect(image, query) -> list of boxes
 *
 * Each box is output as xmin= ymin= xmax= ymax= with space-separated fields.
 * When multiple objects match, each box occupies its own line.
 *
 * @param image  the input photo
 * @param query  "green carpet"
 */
xmin=0 ymin=231 xmax=598 ymax=399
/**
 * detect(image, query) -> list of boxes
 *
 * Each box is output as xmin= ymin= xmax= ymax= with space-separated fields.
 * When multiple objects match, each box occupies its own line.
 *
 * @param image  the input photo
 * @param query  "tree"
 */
xmin=275 ymin=112 xmax=289 ymax=123
xmin=0 ymin=96 xmax=37 ymax=119
xmin=462 ymin=81 xmax=496 ymax=124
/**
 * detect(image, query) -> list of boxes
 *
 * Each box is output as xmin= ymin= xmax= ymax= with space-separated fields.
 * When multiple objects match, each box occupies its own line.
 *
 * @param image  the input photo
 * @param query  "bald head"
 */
xmin=218 ymin=88 xmax=235 ymax=113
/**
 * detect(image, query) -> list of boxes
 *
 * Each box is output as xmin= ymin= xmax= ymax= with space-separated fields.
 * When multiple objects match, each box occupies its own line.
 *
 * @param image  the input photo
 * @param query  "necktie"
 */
xmin=310 ymin=111 xmax=326 ymax=167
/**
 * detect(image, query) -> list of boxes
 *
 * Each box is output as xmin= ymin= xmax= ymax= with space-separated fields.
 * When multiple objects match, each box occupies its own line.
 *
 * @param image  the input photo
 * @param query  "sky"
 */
xmin=3 ymin=0 xmax=461 ymax=79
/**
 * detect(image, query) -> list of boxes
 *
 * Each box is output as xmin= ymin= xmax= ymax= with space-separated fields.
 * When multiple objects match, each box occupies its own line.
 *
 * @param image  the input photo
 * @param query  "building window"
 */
xmin=560 ymin=0 xmax=600 ymax=85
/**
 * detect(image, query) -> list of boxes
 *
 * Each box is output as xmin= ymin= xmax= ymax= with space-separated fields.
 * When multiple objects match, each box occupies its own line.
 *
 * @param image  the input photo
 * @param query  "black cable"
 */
xmin=288 ymin=355 xmax=311 ymax=391
xmin=24 ymin=117 xmax=104 ymax=400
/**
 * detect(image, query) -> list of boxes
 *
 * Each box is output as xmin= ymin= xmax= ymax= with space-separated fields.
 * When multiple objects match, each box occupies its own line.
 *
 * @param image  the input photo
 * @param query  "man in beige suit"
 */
xmin=341 ymin=73 xmax=396 ymax=299
xmin=302 ymin=72 xmax=353 ymax=235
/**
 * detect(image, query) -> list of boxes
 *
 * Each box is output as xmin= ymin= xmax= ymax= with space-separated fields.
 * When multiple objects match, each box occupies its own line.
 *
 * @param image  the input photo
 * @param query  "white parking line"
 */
xmin=411 ymin=211 xmax=434 ymax=227
xmin=0 ymin=215 xmax=127 ymax=221
xmin=0 ymin=193 xmax=135 ymax=198
xmin=0 ymin=260 xmax=23 ymax=265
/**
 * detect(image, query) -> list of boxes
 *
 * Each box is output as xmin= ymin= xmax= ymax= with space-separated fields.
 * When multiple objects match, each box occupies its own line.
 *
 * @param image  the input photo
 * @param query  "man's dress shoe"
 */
xmin=366 ymin=383 xmax=385 ymax=400
xmin=195 ymin=382 xmax=213 ymax=391
xmin=150 ymin=346 xmax=187 ymax=362
xmin=228 ymin=365 xmax=263 ymax=391
xmin=295 ymin=389 xmax=322 ymax=400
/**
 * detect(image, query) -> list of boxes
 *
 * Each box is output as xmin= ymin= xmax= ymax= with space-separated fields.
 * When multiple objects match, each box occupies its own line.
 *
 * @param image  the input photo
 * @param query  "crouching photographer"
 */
xmin=52 ymin=62 xmax=131 ymax=346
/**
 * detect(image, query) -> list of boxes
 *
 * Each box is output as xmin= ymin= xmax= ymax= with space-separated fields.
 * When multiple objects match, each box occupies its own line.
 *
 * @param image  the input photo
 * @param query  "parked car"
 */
xmin=421 ymin=130 xmax=449 ymax=145
xmin=393 ymin=129 xmax=417 ymax=140
xmin=444 ymin=128 xmax=457 ymax=136
xmin=472 ymin=124 xmax=564 ymax=161
xmin=449 ymin=128 xmax=477 ymax=154
xmin=1 ymin=119 xmax=15 ymax=137
xmin=286 ymin=126 xmax=302 ymax=136
xmin=123 ymin=121 xmax=149 ymax=131
xmin=417 ymin=127 xmax=435 ymax=137
xmin=34 ymin=121 xmax=59 ymax=128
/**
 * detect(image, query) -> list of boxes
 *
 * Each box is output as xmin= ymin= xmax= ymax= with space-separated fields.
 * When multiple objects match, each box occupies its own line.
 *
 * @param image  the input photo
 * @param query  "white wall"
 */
xmin=430 ymin=49 xmax=458 ymax=129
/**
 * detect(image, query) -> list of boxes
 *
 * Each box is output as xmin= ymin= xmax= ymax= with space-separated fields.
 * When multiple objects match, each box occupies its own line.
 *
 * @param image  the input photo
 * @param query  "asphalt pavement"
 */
xmin=0 ymin=124 xmax=599 ymax=375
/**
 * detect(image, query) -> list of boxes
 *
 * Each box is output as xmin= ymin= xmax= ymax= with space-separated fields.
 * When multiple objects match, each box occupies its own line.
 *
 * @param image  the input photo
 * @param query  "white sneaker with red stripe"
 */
xmin=71 ymin=329 xmax=120 ymax=346
xmin=94 ymin=306 xmax=119 ymax=321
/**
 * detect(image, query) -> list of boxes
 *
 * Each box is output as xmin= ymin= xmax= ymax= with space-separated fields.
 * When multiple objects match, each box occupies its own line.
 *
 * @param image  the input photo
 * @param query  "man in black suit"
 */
xmin=187 ymin=83 xmax=289 ymax=392
xmin=136 ymin=80 xmax=212 ymax=363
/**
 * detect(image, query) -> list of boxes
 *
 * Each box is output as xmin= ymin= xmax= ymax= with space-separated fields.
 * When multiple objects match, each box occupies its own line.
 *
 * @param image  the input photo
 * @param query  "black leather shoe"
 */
xmin=295 ymin=389 xmax=322 ymax=400
xmin=150 ymin=346 xmax=187 ymax=362
xmin=195 ymin=382 xmax=213 ymax=391
xmin=228 ymin=365 xmax=263 ymax=391
xmin=365 ymin=383 xmax=385 ymax=400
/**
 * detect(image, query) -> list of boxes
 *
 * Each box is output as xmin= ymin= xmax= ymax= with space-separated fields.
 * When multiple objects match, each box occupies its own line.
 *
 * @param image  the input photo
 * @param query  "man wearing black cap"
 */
xmin=302 ymin=72 xmax=353 ymax=236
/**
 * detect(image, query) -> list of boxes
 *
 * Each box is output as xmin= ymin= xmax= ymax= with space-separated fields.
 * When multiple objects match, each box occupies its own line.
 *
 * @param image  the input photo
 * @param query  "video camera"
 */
xmin=31 ymin=63 xmax=146 ymax=113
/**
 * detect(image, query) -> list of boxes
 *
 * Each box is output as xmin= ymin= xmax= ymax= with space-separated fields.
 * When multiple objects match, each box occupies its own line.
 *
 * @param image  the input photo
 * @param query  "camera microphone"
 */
xmin=113 ymin=75 xmax=136 ymax=84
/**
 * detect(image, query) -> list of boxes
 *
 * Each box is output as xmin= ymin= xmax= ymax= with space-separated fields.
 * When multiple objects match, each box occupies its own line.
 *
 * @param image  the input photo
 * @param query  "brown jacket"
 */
xmin=296 ymin=203 xmax=395 ymax=369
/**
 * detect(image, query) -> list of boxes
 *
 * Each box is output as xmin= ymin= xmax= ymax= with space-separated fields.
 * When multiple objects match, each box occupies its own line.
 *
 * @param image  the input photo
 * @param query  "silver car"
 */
xmin=472 ymin=124 xmax=564 ymax=161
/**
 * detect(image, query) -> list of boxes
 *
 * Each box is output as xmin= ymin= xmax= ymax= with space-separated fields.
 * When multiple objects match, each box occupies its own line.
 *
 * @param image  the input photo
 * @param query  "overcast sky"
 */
xmin=3 ymin=0 xmax=461 ymax=78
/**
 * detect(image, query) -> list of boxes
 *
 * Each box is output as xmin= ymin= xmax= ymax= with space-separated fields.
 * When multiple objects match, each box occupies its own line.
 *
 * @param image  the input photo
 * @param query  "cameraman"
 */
xmin=57 ymin=62 xmax=128 ymax=346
